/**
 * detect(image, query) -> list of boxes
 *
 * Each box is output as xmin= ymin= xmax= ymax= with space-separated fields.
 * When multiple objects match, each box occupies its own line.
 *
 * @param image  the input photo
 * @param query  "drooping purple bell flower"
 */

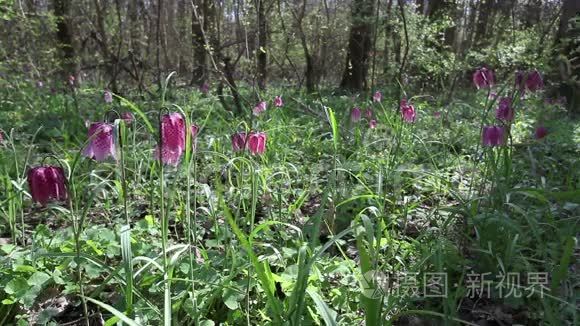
xmin=369 ymin=119 xmax=377 ymax=129
xmin=157 ymin=113 xmax=186 ymax=166
xmin=247 ymin=132 xmax=267 ymax=155
xmin=495 ymin=97 xmax=514 ymax=122
xmin=200 ymin=82 xmax=210 ymax=94
xmin=104 ymin=90 xmax=113 ymax=103
xmin=535 ymin=126 xmax=548 ymax=140
xmin=274 ymin=96 xmax=283 ymax=107
xmin=482 ymin=126 xmax=505 ymax=147
xmin=400 ymin=99 xmax=416 ymax=123
xmin=365 ymin=109 xmax=373 ymax=119
xmin=372 ymin=91 xmax=382 ymax=103
xmin=83 ymin=122 xmax=117 ymax=161
xmin=27 ymin=166 xmax=68 ymax=206
xmin=253 ymin=101 xmax=267 ymax=116
xmin=351 ymin=107 xmax=362 ymax=122
xmin=121 ymin=112 xmax=134 ymax=124
xmin=525 ymin=70 xmax=544 ymax=92
xmin=231 ymin=132 xmax=247 ymax=152
xmin=191 ymin=124 xmax=200 ymax=151
xmin=473 ymin=67 xmax=494 ymax=89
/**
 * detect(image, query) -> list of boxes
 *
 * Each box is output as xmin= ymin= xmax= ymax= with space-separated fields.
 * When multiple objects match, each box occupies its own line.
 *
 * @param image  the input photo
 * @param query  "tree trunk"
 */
xmin=556 ymin=0 xmax=580 ymax=42
xmin=383 ymin=0 xmax=394 ymax=77
xmin=416 ymin=0 xmax=425 ymax=15
xmin=523 ymin=0 xmax=542 ymax=28
xmin=191 ymin=0 xmax=206 ymax=86
xmin=256 ymin=0 xmax=267 ymax=90
xmin=474 ymin=0 xmax=495 ymax=48
xmin=340 ymin=0 xmax=374 ymax=91
xmin=54 ymin=0 xmax=76 ymax=80
xmin=156 ymin=0 xmax=163 ymax=90
xmin=555 ymin=0 xmax=580 ymax=113
xmin=428 ymin=0 xmax=456 ymax=48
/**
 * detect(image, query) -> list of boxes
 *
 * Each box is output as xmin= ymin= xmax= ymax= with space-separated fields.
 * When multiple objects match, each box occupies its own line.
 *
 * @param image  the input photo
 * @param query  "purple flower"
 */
xmin=274 ymin=96 xmax=283 ymax=107
xmin=27 ymin=166 xmax=68 ymax=206
xmin=191 ymin=124 xmax=200 ymax=151
xmin=535 ymin=126 xmax=548 ymax=140
xmin=36 ymin=81 xmax=44 ymax=88
xmin=231 ymin=132 xmax=247 ymax=152
xmin=372 ymin=91 xmax=382 ymax=103
xmin=83 ymin=122 xmax=117 ymax=161
xmin=253 ymin=101 xmax=267 ymax=116
xmin=433 ymin=111 xmax=441 ymax=118
xmin=525 ymin=70 xmax=544 ymax=92
xmin=473 ymin=67 xmax=494 ymax=89
xmin=365 ymin=109 xmax=373 ymax=119
xmin=200 ymin=82 xmax=210 ymax=94
xmin=482 ymin=126 xmax=505 ymax=147
xmin=495 ymin=97 xmax=514 ymax=122
xmin=104 ymin=90 xmax=113 ymax=103
xmin=121 ymin=112 xmax=134 ymax=124
xmin=400 ymin=99 xmax=416 ymax=123
xmin=351 ymin=107 xmax=362 ymax=122
xmin=157 ymin=113 xmax=186 ymax=166
xmin=247 ymin=132 xmax=267 ymax=155
xmin=369 ymin=119 xmax=377 ymax=129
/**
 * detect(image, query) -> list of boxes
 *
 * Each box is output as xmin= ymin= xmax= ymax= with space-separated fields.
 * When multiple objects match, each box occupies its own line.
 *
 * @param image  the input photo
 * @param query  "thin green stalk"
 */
xmin=69 ymin=178 xmax=90 ymax=326
xmin=186 ymin=139 xmax=199 ymax=324
xmin=158 ymin=112 xmax=171 ymax=326
xmin=118 ymin=120 xmax=134 ymax=316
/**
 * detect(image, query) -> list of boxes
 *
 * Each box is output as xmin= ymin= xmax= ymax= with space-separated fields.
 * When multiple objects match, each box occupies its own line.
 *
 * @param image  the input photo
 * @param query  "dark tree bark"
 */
xmin=416 ymin=0 xmax=425 ymax=15
xmin=427 ymin=0 xmax=457 ymax=48
xmin=556 ymin=0 xmax=580 ymax=42
xmin=156 ymin=0 xmax=163 ymax=90
xmin=523 ymin=0 xmax=542 ymax=28
xmin=383 ymin=0 xmax=394 ymax=77
xmin=128 ymin=0 xmax=140 ymax=57
xmin=256 ymin=0 xmax=267 ymax=90
xmin=474 ymin=0 xmax=495 ymax=48
xmin=340 ymin=0 xmax=375 ymax=91
xmin=555 ymin=0 xmax=580 ymax=113
xmin=54 ymin=0 xmax=76 ymax=79
xmin=191 ymin=0 xmax=206 ymax=86
xmin=291 ymin=0 xmax=316 ymax=92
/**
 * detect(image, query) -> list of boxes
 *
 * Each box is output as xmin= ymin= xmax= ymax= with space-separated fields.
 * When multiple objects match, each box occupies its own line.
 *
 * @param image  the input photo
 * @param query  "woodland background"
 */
xmin=1 ymin=0 xmax=579 ymax=111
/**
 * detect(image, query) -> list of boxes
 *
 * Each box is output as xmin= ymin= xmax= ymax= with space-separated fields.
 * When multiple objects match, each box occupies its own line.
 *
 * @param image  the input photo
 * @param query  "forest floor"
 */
xmin=0 ymin=82 xmax=579 ymax=325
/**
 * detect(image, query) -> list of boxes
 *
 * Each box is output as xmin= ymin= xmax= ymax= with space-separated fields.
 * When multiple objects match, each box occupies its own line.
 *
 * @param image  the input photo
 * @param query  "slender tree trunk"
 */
xmin=428 ymin=0 xmax=456 ymax=48
xmin=54 ymin=0 xmax=76 ymax=80
xmin=474 ymin=0 xmax=495 ymax=48
xmin=555 ymin=0 xmax=580 ymax=113
xmin=523 ymin=0 xmax=542 ymax=28
xmin=128 ymin=0 xmax=140 ymax=57
xmin=340 ymin=0 xmax=375 ymax=91
xmin=191 ymin=0 xmax=206 ymax=86
xmin=292 ymin=0 xmax=316 ymax=92
xmin=256 ymin=0 xmax=267 ymax=90
xmin=156 ymin=0 xmax=163 ymax=90
xmin=556 ymin=0 xmax=580 ymax=42
xmin=416 ymin=0 xmax=425 ymax=15
xmin=383 ymin=0 xmax=394 ymax=77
